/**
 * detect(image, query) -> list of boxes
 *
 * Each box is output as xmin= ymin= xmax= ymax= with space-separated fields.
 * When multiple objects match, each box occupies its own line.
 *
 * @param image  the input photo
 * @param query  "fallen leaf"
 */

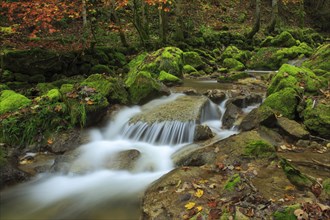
xmin=47 ymin=139 xmax=53 ymax=145
xmin=185 ymin=202 xmax=196 ymax=210
xmin=285 ymin=185 xmax=296 ymax=191
xmin=196 ymin=206 xmax=203 ymax=212
xmin=86 ymin=100 xmax=94 ymax=105
xmin=195 ymin=189 xmax=204 ymax=198
xmin=207 ymin=200 xmax=218 ymax=208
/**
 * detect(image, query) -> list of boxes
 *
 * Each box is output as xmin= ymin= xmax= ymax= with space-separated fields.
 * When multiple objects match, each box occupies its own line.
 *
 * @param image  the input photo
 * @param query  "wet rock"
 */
xmin=222 ymin=102 xmax=242 ymax=129
xmin=50 ymin=149 xmax=81 ymax=173
xmin=276 ymin=117 xmax=309 ymax=139
xmin=230 ymin=93 xmax=263 ymax=108
xmin=204 ymin=89 xmax=226 ymax=104
xmin=183 ymin=89 xmax=198 ymax=96
xmin=104 ymin=149 xmax=141 ymax=170
xmin=194 ymin=125 xmax=214 ymax=141
xmin=0 ymin=163 xmax=30 ymax=189
xmin=47 ymin=129 xmax=90 ymax=154
xmin=239 ymin=106 xmax=277 ymax=131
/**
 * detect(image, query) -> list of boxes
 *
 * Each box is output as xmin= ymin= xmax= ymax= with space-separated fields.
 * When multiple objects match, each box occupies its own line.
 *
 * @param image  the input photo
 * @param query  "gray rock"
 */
xmin=204 ymin=89 xmax=226 ymax=104
xmin=222 ymin=102 xmax=242 ymax=129
xmin=239 ymin=106 xmax=276 ymax=131
xmin=194 ymin=125 xmax=214 ymax=141
xmin=277 ymin=117 xmax=309 ymax=139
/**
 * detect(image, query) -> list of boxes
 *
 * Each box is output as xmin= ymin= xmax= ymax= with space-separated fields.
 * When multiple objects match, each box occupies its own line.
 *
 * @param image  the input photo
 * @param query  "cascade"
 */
xmin=0 ymin=93 xmax=260 ymax=220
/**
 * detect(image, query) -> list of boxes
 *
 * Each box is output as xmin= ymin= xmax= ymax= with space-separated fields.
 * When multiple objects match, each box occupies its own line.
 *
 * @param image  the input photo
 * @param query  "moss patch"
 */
xmin=0 ymin=90 xmax=32 ymax=114
xmin=158 ymin=71 xmax=182 ymax=85
xmin=263 ymin=87 xmax=299 ymax=119
xmin=182 ymin=51 xmax=205 ymax=69
xmin=224 ymin=174 xmax=241 ymax=191
xmin=90 ymin=64 xmax=112 ymax=74
xmin=303 ymin=43 xmax=330 ymax=72
xmin=323 ymin=178 xmax=330 ymax=196
xmin=217 ymin=72 xmax=249 ymax=83
xmin=273 ymin=204 xmax=301 ymax=220
xmin=222 ymin=58 xmax=245 ymax=71
xmin=244 ymin=140 xmax=275 ymax=159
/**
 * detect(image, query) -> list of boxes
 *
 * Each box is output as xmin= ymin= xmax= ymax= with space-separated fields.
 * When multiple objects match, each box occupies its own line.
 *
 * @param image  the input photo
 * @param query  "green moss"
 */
xmin=0 ymin=90 xmax=32 ymax=114
xmin=275 ymin=42 xmax=313 ymax=60
xmin=303 ymin=44 xmax=330 ymax=72
xmin=247 ymin=47 xmax=282 ymax=70
xmin=158 ymin=71 xmax=182 ymax=84
xmin=267 ymin=64 xmax=327 ymax=95
xmin=81 ymin=74 xmax=112 ymax=97
xmin=183 ymin=65 xmax=199 ymax=75
xmin=36 ymin=82 xmax=57 ymax=94
xmin=273 ymin=204 xmax=301 ymax=220
xmin=244 ymin=140 xmax=275 ymax=159
xmin=60 ymin=84 xmax=74 ymax=94
xmin=323 ymin=178 xmax=330 ymax=196
xmin=128 ymin=53 xmax=148 ymax=70
xmin=113 ymin=52 xmax=127 ymax=66
xmin=222 ymin=58 xmax=245 ymax=71
xmin=45 ymin=89 xmax=62 ymax=102
xmin=270 ymin=31 xmax=297 ymax=47
xmin=0 ymin=84 xmax=9 ymax=92
xmin=302 ymin=99 xmax=330 ymax=138
xmin=182 ymin=51 xmax=205 ymax=69
xmin=263 ymin=87 xmax=298 ymax=119
xmin=90 ymin=64 xmax=112 ymax=74
xmin=280 ymin=159 xmax=313 ymax=190
xmin=220 ymin=46 xmax=250 ymax=63
xmin=217 ymin=72 xmax=249 ymax=83
xmin=224 ymin=174 xmax=241 ymax=191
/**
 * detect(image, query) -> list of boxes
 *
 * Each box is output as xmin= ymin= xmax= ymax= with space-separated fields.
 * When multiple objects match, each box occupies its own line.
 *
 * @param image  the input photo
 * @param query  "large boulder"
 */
xmin=276 ymin=117 xmax=309 ymax=139
xmin=267 ymin=64 xmax=327 ymax=95
xmin=260 ymin=31 xmax=298 ymax=48
xmin=303 ymin=43 xmax=330 ymax=73
xmin=182 ymin=51 xmax=205 ymax=70
xmin=239 ymin=106 xmax=276 ymax=131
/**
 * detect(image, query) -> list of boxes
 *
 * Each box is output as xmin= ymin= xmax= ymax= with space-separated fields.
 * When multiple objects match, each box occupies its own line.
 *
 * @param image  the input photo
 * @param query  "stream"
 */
xmin=0 ymin=90 xmax=260 ymax=220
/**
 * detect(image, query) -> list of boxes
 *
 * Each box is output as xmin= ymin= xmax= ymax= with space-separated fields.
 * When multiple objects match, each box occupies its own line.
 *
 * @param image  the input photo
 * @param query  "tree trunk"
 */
xmin=175 ymin=0 xmax=184 ymax=41
xmin=111 ymin=0 xmax=129 ymax=47
xmin=159 ymin=7 xmax=168 ymax=45
xmin=132 ymin=0 xmax=150 ymax=47
xmin=247 ymin=0 xmax=260 ymax=39
xmin=82 ymin=0 xmax=87 ymax=27
xmin=267 ymin=0 xmax=278 ymax=33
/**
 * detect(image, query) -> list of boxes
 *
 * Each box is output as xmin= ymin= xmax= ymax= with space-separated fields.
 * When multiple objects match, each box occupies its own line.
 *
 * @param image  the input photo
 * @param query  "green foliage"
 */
xmin=220 ymin=46 xmax=250 ymax=63
xmin=0 ymin=84 xmax=9 ymax=92
xmin=60 ymin=84 xmax=74 ymax=94
xmin=183 ymin=65 xmax=199 ymax=75
xmin=36 ymin=82 xmax=57 ymax=94
xmin=182 ymin=52 xmax=205 ymax=69
xmin=224 ymin=174 xmax=241 ymax=191
xmin=244 ymin=140 xmax=275 ymax=159
xmin=303 ymin=44 xmax=330 ymax=72
xmin=273 ymin=204 xmax=301 ymax=220
xmin=261 ymin=31 xmax=297 ymax=47
xmin=263 ymin=87 xmax=299 ymax=119
xmin=247 ymin=47 xmax=282 ymax=70
xmin=323 ymin=178 xmax=330 ymax=196
xmin=0 ymin=90 xmax=31 ymax=114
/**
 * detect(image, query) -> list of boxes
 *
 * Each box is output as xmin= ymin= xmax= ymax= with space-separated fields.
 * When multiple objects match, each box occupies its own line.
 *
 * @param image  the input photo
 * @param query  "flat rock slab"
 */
xmin=130 ymin=95 xmax=209 ymax=124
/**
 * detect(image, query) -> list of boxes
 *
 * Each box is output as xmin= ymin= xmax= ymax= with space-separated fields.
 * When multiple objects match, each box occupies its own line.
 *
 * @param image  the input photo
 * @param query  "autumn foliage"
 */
xmin=1 ymin=0 xmax=81 ymax=37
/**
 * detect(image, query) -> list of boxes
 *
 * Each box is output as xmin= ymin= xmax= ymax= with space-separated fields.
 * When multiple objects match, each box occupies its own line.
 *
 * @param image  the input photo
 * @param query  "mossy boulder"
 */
xmin=126 ymin=71 xmax=169 ymax=105
xmin=90 ymin=64 xmax=112 ymax=74
xmin=262 ymin=87 xmax=299 ymax=119
xmin=182 ymin=51 xmax=205 ymax=70
xmin=247 ymin=43 xmax=312 ymax=70
xmin=36 ymin=83 xmax=57 ymax=94
xmin=217 ymin=71 xmax=249 ymax=83
xmin=0 ymin=90 xmax=32 ymax=114
xmin=158 ymin=71 xmax=182 ymax=86
xmin=222 ymin=58 xmax=245 ymax=71
xmin=239 ymin=106 xmax=277 ymax=131
xmin=183 ymin=65 xmax=199 ymax=75
xmin=301 ymin=98 xmax=330 ymax=138
xmin=220 ymin=45 xmax=251 ymax=63
xmin=128 ymin=47 xmax=184 ymax=79
xmin=243 ymin=140 xmax=275 ymax=159
xmin=81 ymin=74 xmax=112 ymax=96
xmin=267 ymin=64 xmax=327 ymax=95
xmin=60 ymin=84 xmax=74 ymax=94
xmin=303 ymin=43 xmax=330 ymax=73
xmin=261 ymin=31 xmax=297 ymax=48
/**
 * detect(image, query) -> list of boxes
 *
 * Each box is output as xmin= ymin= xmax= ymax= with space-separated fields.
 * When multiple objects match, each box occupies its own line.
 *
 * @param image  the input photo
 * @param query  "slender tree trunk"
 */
xmin=110 ymin=0 xmax=129 ymax=47
xmin=267 ymin=0 xmax=278 ymax=33
xmin=247 ymin=0 xmax=260 ymax=39
xmin=82 ymin=0 xmax=87 ymax=27
xmin=175 ymin=0 xmax=184 ymax=41
xmin=159 ymin=7 xmax=168 ymax=44
xmin=132 ymin=0 xmax=150 ymax=47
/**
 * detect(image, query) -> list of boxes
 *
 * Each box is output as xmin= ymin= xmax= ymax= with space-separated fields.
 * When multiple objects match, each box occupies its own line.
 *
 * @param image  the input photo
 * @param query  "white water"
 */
xmin=0 ymin=93 xmax=257 ymax=220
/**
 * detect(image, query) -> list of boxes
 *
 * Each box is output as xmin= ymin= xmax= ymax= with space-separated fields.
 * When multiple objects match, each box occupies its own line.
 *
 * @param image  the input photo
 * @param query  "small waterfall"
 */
xmin=120 ymin=120 xmax=196 ymax=145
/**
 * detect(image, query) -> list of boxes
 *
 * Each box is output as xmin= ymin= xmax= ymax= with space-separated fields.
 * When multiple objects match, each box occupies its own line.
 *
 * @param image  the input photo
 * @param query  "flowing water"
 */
xmin=0 ymin=92 xmax=257 ymax=220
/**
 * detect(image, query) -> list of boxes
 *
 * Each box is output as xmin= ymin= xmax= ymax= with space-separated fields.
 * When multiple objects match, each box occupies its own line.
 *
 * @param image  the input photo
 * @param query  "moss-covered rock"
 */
xmin=273 ymin=204 xmax=301 ymax=220
xmin=262 ymin=87 xmax=299 ymax=119
xmin=303 ymin=43 xmax=330 ymax=72
xmin=90 ymin=64 xmax=112 ymax=74
xmin=220 ymin=46 xmax=250 ymax=63
xmin=261 ymin=31 xmax=297 ymax=48
xmin=36 ymin=83 xmax=57 ymax=94
xmin=158 ymin=71 xmax=182 ymax=86
xmin=0 ymin=90 xmax=32 ymax=114
xmin=302 ymin=98 xmax=330 ymax=138
xmin=247 ymin=47 xmax=282 ymax=70
xmin=81 ymin=74 xmax=112 ymax=96
xmin=222 ymin=58 xmax=245 ymax=71
xmin=267 ymin=64 xmax=326 ymax=95
xmin=183 ymin=65 xmax=199 ymax=75
xmin=45 ymin=89 xmax=62 ymax=102
xmin=217 ymin=71 xmax=249 ymax=83
xmin=182 ymin=51 xmax=205 ymax=70
xmin=29 ymin=74 xmax=46 ymax=83
xmin=323 ymin=178 xmax=330 ymax=196
xmin=126 ymin=71 xmax=169 ymax=105
xmin=275 ymin=42 xmax=313 ymax=60
xmin=60 ymin=84 xmax=74 ymax=94
xmin=244 ymin=140 xmax=275 ymax=159
xmin=280 ymin=159 xmax=313 ymax=190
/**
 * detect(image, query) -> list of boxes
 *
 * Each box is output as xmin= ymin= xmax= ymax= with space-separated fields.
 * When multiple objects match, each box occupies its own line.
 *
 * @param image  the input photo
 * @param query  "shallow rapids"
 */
xmin=0 ymin=93 xmax=256 ymax=220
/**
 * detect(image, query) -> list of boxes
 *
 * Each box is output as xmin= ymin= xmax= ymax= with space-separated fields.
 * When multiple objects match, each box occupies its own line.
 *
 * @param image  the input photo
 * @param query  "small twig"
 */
xmin=310 ymin=134 xmax=329 ymax=142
